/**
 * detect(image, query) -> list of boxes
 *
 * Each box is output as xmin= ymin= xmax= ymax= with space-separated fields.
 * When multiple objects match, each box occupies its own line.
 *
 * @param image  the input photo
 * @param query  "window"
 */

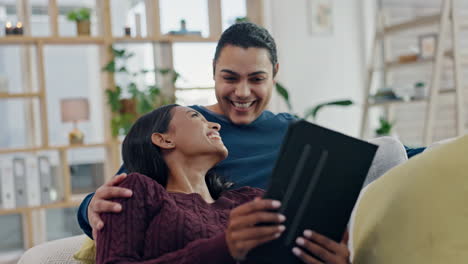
xmin=0 ymin=215 xmax=23 ymax=252
xmin=160 ymin=0 xmax=209 ymax=37
xmin=43 ymin=45 xmax=104 ymax=147
xmin=222 ymin=0 xmax=247 ymax=30
xmin=46 ymin=207 xmax=81 ymax=241
xmin=111 ymin=0 xmax=148 ymax=37
xmin=68 ymin=147 xmax=106 ymax=194
xmin=0 ymin=98 xmax=40 ymax=149
xmin=173 ymin=42 xmax=217 ymax=106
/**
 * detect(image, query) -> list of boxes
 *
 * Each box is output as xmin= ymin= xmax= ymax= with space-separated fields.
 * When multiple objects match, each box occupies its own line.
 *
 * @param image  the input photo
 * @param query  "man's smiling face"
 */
xmin=213 ymin=45 xmax=277 ymax=125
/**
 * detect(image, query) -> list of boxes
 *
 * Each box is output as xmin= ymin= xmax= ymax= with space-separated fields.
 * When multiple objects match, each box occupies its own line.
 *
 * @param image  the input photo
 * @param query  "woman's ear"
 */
xmin=151 ymin=133 xmax=175 ymax=150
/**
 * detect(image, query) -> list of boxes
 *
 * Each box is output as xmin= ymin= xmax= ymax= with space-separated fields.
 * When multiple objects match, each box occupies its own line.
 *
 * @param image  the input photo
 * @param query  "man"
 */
xmin=79 ymin=23 xmax=356 ymax=263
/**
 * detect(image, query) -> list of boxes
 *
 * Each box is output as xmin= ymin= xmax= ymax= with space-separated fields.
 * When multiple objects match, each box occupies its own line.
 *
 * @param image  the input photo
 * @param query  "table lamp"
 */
xmin=60 ymin=98 xmax=89 ymax=145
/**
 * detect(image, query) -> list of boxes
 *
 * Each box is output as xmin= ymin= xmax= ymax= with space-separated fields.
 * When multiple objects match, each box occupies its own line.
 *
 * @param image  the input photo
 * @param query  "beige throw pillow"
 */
xmin=73 ymin=236 xmax=96 ymax=264
xmin=351 ymin=135 xmax=468 ymax=264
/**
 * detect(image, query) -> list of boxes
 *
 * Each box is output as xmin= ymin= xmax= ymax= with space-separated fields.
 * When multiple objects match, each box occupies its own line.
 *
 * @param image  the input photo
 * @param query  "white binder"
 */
xmin=13 ymin=157 xmax=27 ymax=207
xmin=26 ymin=156 xmax=41 ymax=206
xmin=38 ymin=156 xmax=56 ymax=204
xmin=0 ymin=158 xmax=16 ymax=209
xmin=0 ymin=159 xmax=2 ymax=208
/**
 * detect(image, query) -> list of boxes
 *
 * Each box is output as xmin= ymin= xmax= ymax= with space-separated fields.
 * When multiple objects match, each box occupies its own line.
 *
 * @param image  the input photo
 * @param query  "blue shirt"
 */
xmin=77 ymin=106 xmax=295 ymax=237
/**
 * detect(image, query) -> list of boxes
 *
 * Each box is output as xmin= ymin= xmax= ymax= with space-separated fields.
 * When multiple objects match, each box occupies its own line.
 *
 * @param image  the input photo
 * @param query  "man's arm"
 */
xmin=76 ymin=164 xmax=132 ymax=239
xmin=77 ymin=192 xmax=94 ymax=238
xmin=404 ymin=146 xmax=426 ymax=158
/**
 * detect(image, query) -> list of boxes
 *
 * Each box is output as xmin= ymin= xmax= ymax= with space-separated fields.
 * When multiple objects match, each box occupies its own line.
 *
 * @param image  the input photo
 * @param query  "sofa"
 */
xmin=16 ymin=136 xmax=422 ymax=264
xmin=17 ymin=235 xmax=86 ymax=264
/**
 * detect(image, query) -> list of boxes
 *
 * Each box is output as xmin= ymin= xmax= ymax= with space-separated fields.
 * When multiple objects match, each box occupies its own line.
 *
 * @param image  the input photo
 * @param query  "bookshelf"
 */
xmin=0 ymin=0 xmax=265 ymax=256
xmin=360 ymin=0 xmax=467 ymax=145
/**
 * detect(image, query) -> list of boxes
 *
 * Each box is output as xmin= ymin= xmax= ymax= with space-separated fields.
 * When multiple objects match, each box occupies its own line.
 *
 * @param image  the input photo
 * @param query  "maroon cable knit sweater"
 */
xmin=96 ymin=173 xmax=265 ymax=264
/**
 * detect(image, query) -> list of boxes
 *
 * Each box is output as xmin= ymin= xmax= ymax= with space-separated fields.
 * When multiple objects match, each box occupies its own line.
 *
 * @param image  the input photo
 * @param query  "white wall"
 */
xmin=265 ymin=0 xmax=376 ymax=137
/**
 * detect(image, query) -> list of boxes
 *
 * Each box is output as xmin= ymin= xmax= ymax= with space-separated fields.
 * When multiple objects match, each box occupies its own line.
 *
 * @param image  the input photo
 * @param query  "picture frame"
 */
xmin=307 ymin=0 xmax=333 ymax=35
xmin=418 ymin=34 xmax=438 ymax=59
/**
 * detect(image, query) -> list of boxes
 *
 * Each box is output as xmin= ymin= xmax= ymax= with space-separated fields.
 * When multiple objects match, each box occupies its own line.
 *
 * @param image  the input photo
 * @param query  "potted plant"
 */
xmin=304 ymin=99 xmax=354 ymax=121
xmin=67 ymin=8 xmax=91 ymax=36
xmin=103 ymin=46 xmax=179 ymax=137
xmin=275 ymin=82 xmax=354 ymax=120
xmin=375 ymin=116 xmax=395 ymax=137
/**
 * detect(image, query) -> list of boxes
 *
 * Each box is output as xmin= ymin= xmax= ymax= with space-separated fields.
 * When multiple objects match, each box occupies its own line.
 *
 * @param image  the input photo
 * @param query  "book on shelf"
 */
xmin=38 ymin=156 xmax=56 ymax=205
xmin=0 ymin=158 xmax=16 ymax=209
xmin=13 ymin=157 xmax=27 ymax=207
xmin=25 ymin=156 xmax=41 ymax=207
xmin=0 ymin=159 xmax=2 ymax=208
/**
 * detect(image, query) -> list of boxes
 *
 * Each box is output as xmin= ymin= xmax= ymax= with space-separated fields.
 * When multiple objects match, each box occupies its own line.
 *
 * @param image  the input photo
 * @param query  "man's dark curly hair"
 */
xmin=213 ymin=22 xmax=278 ymax=76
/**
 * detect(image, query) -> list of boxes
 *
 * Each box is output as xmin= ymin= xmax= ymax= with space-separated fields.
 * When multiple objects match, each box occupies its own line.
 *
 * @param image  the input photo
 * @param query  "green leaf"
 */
xmin=77 ymin=8 xmax=91 ymax=21
xmin=102 ymin=60 xmax=116 ymax=72
xmin=140 ymin=69 xmax=150 ymax=74
xmin=111 ymin=116 xmax=120 ymax=137
xmin=112 ymin=47 xmax=126 ymax=58
xmin=123 ymin=52 xmax=135 ymax=59
xmin=111 ymin=113 xmax=136 ymax=137
xmin=235 ymin=16 xmax=249 ymax=23
xmin=142 ymin=99 xmax=154 ymax=114
xmin=120 ymin=113 xmax=136 ymax=136
xmin=148 ymin=85 xmax=161 ymax=96
xmin=67 ymin=12 xmax=77 ymax=21
xmin=172 ymin=71 xmax=181 ymax=84
xmin=158 ymin=68 xmax=171 ymax=75
xmin=304 ymin=100 xmax=354 ymax=121
xmin=105 ymin=86 xmax=122 ymax=113
xmin=127 ymin=82 xmax=139 ymax=97
xmin=158 ymin=68 xmax=180 ymax=84
xmin=111 ymin=47 xmax=134 ymax=59
xmin=66 ymin=8 xmax=91 ymax=22
xmin=275 ymin=82 xmax=292 ymax=111
xmin=375 ymin=116 xmax=395 ymax=135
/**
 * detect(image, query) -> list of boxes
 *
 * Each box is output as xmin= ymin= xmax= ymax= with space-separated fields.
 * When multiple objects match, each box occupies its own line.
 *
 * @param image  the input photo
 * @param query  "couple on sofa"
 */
xmin=79 ymin=23 xmax=426 ymax=264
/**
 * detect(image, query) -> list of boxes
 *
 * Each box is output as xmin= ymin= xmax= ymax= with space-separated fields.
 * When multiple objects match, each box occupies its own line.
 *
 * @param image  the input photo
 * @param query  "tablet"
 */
xmin=247 ymin=120 xmax=378 ymax=263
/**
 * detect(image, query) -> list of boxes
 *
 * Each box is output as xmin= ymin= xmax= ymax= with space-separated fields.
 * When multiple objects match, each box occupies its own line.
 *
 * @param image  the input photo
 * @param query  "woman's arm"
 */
xmin=99 ymin=233 xmax=235 ymax=264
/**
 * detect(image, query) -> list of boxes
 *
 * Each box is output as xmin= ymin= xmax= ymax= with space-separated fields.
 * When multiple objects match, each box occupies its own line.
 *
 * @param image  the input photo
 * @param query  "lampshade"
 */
xmin=60 ymin=98 xmax=90 ymax=122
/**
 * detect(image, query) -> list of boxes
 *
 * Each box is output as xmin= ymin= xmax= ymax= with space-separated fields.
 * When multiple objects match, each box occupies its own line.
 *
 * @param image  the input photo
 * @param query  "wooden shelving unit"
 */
xmin=0 ymin=142 xmax=111 ymax=155
xmin=0 ymin=0 xmax=265 ymax=255
xmin=384 ymin=50 xmax=453 ymax=69
xmin=360 ymin=0 xmax=466 ymax=145
xmin=377 ymin=14 xmax=441 ymax=36
xmin=0 ymin=92 xmax=41 ymax=98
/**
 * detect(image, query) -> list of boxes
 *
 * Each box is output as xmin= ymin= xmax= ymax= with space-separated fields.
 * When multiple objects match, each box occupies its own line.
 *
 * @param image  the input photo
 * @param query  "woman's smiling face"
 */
xmin=164 ymin=106 xmax=228 ymax=161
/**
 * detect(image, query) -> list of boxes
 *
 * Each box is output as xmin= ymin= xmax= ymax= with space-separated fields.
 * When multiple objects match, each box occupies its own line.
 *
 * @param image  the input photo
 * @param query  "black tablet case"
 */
xmin=247 ymin=120 xmax=378 ymax=264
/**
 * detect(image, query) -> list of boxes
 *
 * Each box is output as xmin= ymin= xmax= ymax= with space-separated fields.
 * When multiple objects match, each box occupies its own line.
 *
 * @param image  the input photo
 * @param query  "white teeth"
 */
xmin=233 ymin=101 xmax=254 ymax=108
xmin=208 ymin=134 xmax=221 ymax=140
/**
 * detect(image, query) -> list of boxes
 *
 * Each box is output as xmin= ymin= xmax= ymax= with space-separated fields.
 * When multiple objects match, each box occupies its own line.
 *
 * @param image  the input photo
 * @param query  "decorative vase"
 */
xmin=69 ymin=127 xmax=85 ymax=145
xmin=76 ymin=20 xmax=91 ymax=36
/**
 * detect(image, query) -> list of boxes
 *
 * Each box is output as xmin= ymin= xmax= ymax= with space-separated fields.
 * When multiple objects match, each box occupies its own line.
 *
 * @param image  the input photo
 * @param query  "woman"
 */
xmin=96 ymin=104 xmax=349 ymax=264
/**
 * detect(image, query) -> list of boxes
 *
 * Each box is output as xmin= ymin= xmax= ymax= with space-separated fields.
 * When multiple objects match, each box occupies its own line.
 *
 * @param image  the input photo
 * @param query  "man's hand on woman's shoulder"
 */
xmin=88 ymin=173 xmax=133 ymax=239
